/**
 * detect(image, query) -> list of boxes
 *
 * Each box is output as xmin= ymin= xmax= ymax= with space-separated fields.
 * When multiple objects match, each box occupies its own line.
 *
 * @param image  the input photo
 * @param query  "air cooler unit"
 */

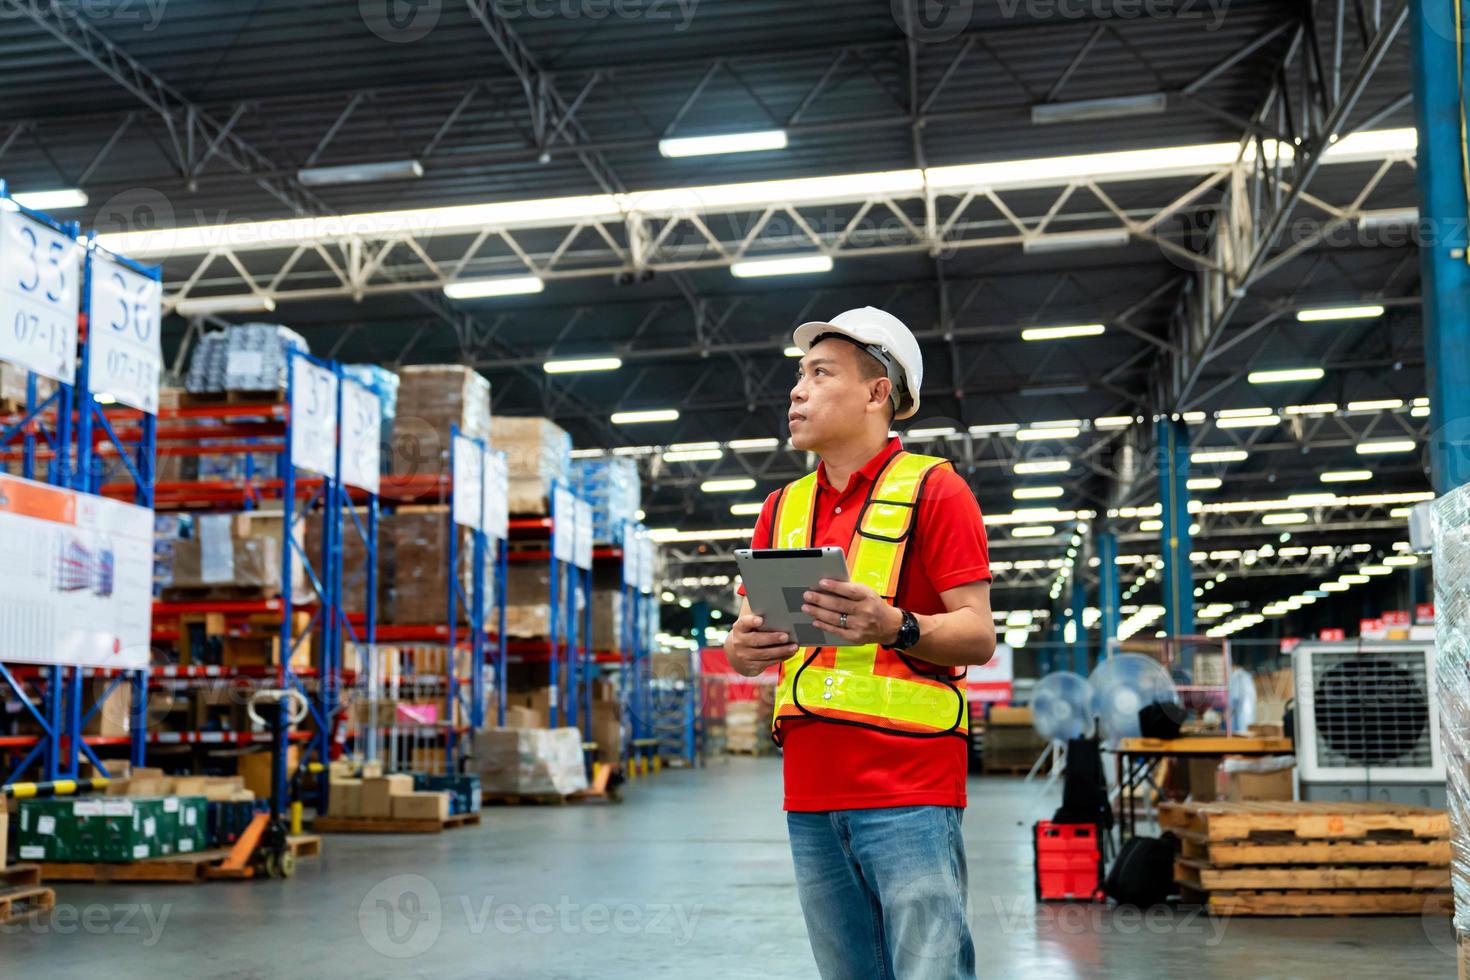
xmin=1292 ymin=641 xmax=1445 ymax=807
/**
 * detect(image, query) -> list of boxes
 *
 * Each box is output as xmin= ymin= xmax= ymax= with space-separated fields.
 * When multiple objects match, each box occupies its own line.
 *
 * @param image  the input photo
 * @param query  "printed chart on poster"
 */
xmin=452 ymin=434 xmax=483 ymax=530
xmin=573 ymin=498 xmax=593 ymax=570
xmin=0 ymin=208 xmax=83 ymax=384
xmin=290 ymin=357 xmax=338 ymax=478
xmin=0 ymin=474 xmax=152 ymax=668
xmin=339 ymin=377 xmax=382 ymax=494
xmin=482 ymin=450 xmax=508 ymax=540
xmin=86 ymin=251 xmax=162 ymax=413
xmin=552 ymin=486 xmax=576 ymax=564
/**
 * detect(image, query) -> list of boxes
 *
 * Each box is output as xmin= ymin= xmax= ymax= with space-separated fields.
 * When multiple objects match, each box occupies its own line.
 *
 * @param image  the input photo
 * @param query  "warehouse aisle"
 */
xmin=1 ymin=760 xmax=1455 ymax=979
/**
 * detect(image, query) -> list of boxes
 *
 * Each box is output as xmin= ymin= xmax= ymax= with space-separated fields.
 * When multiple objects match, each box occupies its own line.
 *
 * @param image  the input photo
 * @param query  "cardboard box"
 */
xmin=1187 ymin=757 xmax=1222 ymax=803
xmin=328 ymin=779 xmax=363 ymax=817
xmin=391 ymin=365 xmax=491 ymax=477
xmin=473 ymin=728 xmax=589 ymax=796
xmin=165 ymin=511 xmax=306 ymax=594
xmin=381 ymin=510 xmax=493 ymax=625
xmin=491 ymin=416 xmax=571 ymax=512
xmin=391 ymin=791 xmax=450 ymax=822
xmin=239 ymin=746 xmax=300 ymax=800
xmin=1222 ymin=765 xmax=1295 ymax=802
xmin=504 ymin=705 xmax=543 ymax=730
xmin=82 ymin=676 xmax=132 ymax=737
xmin=988 ymin=706 xmax=1033 ymax=726
xmin=360 ymin=774 xmax=415 ymax=818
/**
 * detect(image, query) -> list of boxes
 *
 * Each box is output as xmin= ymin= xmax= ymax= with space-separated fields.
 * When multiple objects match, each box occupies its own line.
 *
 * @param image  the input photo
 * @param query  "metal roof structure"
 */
xmin=0 ymin=0 xmax=1427 ymax=644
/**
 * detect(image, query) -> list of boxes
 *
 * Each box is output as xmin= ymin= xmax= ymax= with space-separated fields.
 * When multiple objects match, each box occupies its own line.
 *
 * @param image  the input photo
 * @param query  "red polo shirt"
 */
xmin=741 ymin=437 xmax=990 ymax=811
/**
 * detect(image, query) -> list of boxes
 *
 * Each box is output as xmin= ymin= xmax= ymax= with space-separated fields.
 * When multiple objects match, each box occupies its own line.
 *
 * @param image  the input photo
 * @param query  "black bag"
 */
xmin=1103 ymin=835 xmax=1177 ymax=907
xmin=1137 ymin=701 xmax=1186 ymax=740
xmin=1053 ymin=737 xmax=1112 ymax=831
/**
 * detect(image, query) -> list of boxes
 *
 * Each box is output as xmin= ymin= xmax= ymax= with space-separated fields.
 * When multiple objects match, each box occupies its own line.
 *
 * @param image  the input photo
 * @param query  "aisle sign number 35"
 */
xmin=0 ymin=209 xmax=82 ymax=384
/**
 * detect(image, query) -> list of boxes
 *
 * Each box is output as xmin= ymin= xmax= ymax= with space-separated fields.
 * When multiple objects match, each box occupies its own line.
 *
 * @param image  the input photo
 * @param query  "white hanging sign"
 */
xmin=289 ymin=357 xmax=338 ymax=478
xmin=0 ymin=209 xmax=82 ymax=384
xmin=482 ymin=450 xmax=509 ymax=540
xmin=339 ymin=377 xmax=383 ymax=494
xmin=622 ymin=526 xmax=641 ymax=588
xmin=574 ymin=498 xmax=594 ymax=570
xmin=638 ymin=535 xmax=656 ymax=594
xmin=86 ymin=252 xmax=162 ymax=413
xmin=552 ymin=486 xmax=576 ymax=563
xmin=452 ymin=434 xmax=484 ymax=530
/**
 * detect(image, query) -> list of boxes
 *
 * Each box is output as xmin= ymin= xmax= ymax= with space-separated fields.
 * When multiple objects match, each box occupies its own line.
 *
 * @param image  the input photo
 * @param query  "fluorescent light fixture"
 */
xmin=1021 ymin=323 xmax=1106 ymax=341
xmin=1412 ymin=405 xmax=1430 ymax=417
xmin=569 ymin=448 xmax=606 ymax=459
xmin=970 ymin=423 xmax=1021 ymax=435
xmin=1022 ymin=384 xmax=1089 ymax=397
xmin=662 ymin=448 xmax=723 ymax=462
xmin=1320 ymin=469 xmax=1372 ymax=482
xmin=611 ymin=445 xmax=656 ymax=456
xmin=1031 ymin=92 xmax=1168 ymax=125
xmin=1094 ymin=416 xmax=1133 ymax=429
xmin=700 ymin=478 xmax=757 ymax=493
xmin=1249 ymin=367 xmax=1325 ymax=384
xmin=297 ymin=159 xmax=424 ymax=185
xmin=1287 ymin=492 xmax=1336 ymax=505
xmin=1217 ymin=414 xmax=1281 ymax=428
xmin=1383 ymin=555 xmax=1419 ymax=566
xmin=1191 ymin=449 xmax=1248 ymax=464
xmin=1340 ymin=574 xmax=1370 ymax=584
xmin=1285 ymin=402 xmax=1338 ymax=415
xmin=1016 ymin=426 xmax=1080 ymax=440
xmin=669 ymin=441 xmax=719 ymax=452
xmin=1033 ymin=418 xmax=1083 ymax=429
xmin=1262 ymin=512 xmax=1309 ymax=525
xmin=1414 ymin=396 xmax=1430 ymax=406
xmin=1187 ymin=477 xmax=1223 ymax=490
xmin=730 ymin=255 xmax=833 ymax=278
xmin=612 ymin=409 xmax=679 ymax=424
xmin=1346 ymin=398 xmax=1403 ymax=411
xmin=12 ymin=188 xmax=89 ymax=211
xmin=1357 ymin=207 xmax=1419 ymax=230
xmin=1359 ymin=565 xmax=1391 ymax=575
xmin=1013 ymin=486 xmax=1064 ymax=500
xmin=1011 ymin=525 xmax=1056 ymax=537
xmin=544 ymin=356 xmax=622 ymax=374
xmin=1356 ymin=439 xmax=1416 ymax=454
xmin=1015 ymin=460 xmax=1072 ymax=475
xmin=784 ymin=346 xmax=803 ymax=357
xmin=1217 ymin=407 xmax=1274 ymax=419
xmin=1320 ymin=582 xmax=1350 ymax=592
xmin=647 ymin=527 xmax=751 ymax=543
xmin=1139 ymin=519 xmax=1162 ymax=532
xmin=728 ymin=437 xmax=780 ymax=451
xmin=174 ymin=295 xmax=277 ymax=316
xmin=1022 ymin=229 xmax=1129 ymax=254
xmin=729 ymin=502 xmax=765 ymax=516
xmin=444 ymin=276 xmax=544 ymax=299
xmin=1296 ymin=304 xmax=1384 ymax=322
xmin=659 ymin=129 xmax=788 ymax=158
xmin=906 ymin=426 xmax=957 ymax=439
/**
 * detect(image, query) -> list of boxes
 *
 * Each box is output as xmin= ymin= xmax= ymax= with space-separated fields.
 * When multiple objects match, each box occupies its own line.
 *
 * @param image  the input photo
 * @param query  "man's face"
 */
xmin=788 ymin=337 xmax=883 ymax=452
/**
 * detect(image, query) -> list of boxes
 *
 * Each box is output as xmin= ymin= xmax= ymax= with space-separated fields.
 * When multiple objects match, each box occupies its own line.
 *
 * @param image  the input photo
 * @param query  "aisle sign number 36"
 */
xmin=87 ymin=253 xmax=162 ymax=413
xmin=0 ymin=209 xmax=83 ymax=384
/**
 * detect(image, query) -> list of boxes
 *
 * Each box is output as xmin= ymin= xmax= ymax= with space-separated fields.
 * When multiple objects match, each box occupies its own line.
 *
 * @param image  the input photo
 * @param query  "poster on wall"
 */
xmin=0 ymin=474 xmax=152 ymax=669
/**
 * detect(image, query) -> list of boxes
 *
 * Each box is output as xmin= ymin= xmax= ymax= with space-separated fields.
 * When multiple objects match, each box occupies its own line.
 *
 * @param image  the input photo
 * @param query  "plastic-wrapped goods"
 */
xmin=473 ymin=727 xmax=588 ymax=796
xmin=153 ymin=513 xmax=191 ymax=595
xmin=0 ymin=361 xmax=56 ymax=407
xmin=184 ymin=323 xmax=309 ymax=393
xmin=380 ymin=509 xmax=495 ymax=625
xmin=306 ymin=508 xmax=383 ymax=617
xmin=491 ymin=416 xmax=572 ymax=514
xmin=160 ymin=511 xmax=306 ymax=595
xmin=343 ymin=364 xmax=400 ymax=425
xmin=1432 ymin=484 xmax=1470 ymax=935
xmin=572 ymin=456 xmax=641 ymax=543
xmin=390 ymin=365 xmax=490 ymax=477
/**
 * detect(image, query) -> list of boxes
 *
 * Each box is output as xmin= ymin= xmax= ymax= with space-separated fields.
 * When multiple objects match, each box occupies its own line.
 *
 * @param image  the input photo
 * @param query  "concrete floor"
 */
xmin=0 ymin=757 xmax=1457 ymax=978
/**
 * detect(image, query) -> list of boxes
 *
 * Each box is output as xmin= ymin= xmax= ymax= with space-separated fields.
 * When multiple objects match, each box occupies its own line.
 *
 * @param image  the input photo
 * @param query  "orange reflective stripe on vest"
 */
xmin=769 ymin=450 xmax=968 ymax=740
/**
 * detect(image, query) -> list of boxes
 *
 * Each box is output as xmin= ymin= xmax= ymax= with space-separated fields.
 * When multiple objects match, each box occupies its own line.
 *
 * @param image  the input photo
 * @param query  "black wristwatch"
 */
xmin=891 ymin=608 xmax=920 ymax=651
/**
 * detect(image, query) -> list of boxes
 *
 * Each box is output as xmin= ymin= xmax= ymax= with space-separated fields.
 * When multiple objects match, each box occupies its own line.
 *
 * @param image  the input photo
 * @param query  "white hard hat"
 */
xmin=793 ymin=307 xmax=924 ymax=420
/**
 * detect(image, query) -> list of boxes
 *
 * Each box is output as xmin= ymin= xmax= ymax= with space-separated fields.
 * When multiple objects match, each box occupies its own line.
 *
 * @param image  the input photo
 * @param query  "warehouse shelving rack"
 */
xmin=0 ymin=210 xmax=159 ymax=785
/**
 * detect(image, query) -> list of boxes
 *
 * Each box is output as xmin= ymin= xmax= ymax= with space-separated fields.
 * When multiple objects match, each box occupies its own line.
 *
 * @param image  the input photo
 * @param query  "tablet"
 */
xmin=734 ymin=547 xmax=851 ymax=647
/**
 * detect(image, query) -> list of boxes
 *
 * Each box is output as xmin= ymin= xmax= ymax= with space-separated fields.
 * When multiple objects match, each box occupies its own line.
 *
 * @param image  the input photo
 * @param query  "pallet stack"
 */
xmin=1162 ymin=800 xmax=1453 ymax=916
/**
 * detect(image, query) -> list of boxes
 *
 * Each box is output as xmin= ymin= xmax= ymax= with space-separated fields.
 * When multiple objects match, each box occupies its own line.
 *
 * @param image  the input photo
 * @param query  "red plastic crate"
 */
xmin=1034 ymin=821 xmax=1103 ymax=901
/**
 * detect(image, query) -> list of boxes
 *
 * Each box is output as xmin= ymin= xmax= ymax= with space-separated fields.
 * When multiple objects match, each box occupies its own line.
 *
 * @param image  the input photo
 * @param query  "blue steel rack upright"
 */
xmin=445 ymin=425 xmax=489 ymax=772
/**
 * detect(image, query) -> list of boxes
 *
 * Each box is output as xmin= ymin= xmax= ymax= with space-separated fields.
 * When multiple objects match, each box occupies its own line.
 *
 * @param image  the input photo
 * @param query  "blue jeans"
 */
xmin=787 ymin=806 xmax=975 ymax=980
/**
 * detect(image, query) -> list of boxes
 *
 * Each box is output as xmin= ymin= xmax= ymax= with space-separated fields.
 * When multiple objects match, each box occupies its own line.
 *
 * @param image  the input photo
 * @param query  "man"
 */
xmin=725 ymin=306 xmax=995 ymax=980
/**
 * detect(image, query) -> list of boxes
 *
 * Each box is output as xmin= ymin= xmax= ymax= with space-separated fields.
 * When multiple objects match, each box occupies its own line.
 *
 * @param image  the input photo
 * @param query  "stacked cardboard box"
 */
xmin=306 ymin=507 xmax=379 ymax=616
xmin=380 ymin=509 xmax=494 ymax=624
xmin=591 ymin=590 xmax=622 ymax=652
xmin=491 ymin=416 xmax=572 ymax=514
xmin=983 ymin=707 xmax=1046 ymax=773
xmin=390 ymin=365 xmax=491 ymax=477
xmin=473 ymin=727 xmax=589 ymax=796
xmin=726 ymin=700 xmax=769 ymax=754
xmin=324 ymin=771 xmax=452 ymax=823
xmin=161 ymin=510 xmax=306 ymax=595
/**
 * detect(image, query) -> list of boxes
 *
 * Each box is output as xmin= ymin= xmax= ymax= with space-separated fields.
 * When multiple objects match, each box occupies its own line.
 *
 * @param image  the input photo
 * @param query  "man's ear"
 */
xmin=869 ymin=377 xmax=893 ymax=414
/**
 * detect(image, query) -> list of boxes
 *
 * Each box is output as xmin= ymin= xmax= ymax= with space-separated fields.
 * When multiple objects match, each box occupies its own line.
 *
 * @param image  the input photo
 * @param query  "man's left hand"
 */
xmin=801 ymin=579 xmax=902 ymax=646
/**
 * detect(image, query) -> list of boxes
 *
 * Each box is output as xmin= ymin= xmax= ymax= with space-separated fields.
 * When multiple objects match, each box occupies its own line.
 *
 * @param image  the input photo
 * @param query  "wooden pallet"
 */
xmin=178 ymin=389 xmax=287 ymax=407
xmin=1177 ymin=830 xmax=1453 ymax=867
xmin=1175 ymin=857 xmax=1450 ymax=891
xmin=0 ymin=881 xmax=56 ymax=924
xmin=38 ymin=836 xmax=322 ymax=883
xmin=313 ymin=811 xmax=480 ymax=834
xmin=1158 ymin=800 xmax=1449 ymax=841
xmin=1181 ymin=885 xmax=1453 ymax=917
xmin=725 ymin=747 xmax=775 ymax=757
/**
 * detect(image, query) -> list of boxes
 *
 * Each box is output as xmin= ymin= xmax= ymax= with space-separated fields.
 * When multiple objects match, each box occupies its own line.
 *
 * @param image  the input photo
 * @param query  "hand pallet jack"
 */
xmin=208 ymin=688 xmax=310 ymax=880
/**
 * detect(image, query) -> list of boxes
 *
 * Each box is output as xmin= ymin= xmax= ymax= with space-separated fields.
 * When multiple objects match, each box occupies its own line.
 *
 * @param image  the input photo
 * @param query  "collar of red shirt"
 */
xmin=814 ymin=436 xmax=904 ymax=495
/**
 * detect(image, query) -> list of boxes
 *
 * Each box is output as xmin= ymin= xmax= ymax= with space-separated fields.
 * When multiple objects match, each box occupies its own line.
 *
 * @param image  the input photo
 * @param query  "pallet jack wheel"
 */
xmin=278 ymin=850 xmax=297 ymax=879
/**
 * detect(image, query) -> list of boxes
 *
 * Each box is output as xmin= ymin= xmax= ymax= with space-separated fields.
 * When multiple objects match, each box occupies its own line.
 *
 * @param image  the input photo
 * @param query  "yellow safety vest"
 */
xmin=769 ymin=450 xmax=968 ymax=741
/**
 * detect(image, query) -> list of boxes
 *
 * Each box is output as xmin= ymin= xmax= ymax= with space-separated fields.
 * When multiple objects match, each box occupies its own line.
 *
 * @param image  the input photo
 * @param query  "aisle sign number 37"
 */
xmin=0 ymin=209 xmax=83 ymax=384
